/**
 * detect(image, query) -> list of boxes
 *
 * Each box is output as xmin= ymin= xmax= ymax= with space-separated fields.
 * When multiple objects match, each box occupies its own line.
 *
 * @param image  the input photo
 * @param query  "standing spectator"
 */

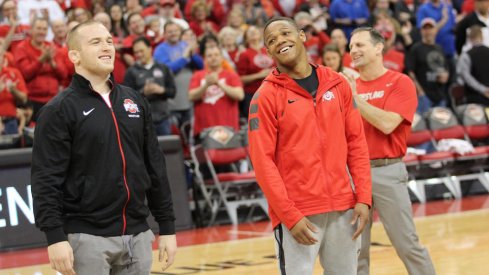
xmin=0 ymin=54 xmax=28 ymax=135
xmin=0 ymin=0 xmax=30 ymax=52
xmin=14 ymin=17 xmax=67 ymax=120
xmin=248 ymin=17 xmax=371 ymax=275
xmin=153 ymin=21 xmax=203 ymax=128
xmin=330 ymin=28 xmax=353 ymax=69
xmin=32 ymin=21 xmax=177 ymax=275
xmin=51 ymin=19 xmax=75 ymax=88
xmin=406 ymin=18 xmax=450 ymax=113
xmin=322 ymin=44 xmax=359 ymax=78
xmin=457 ymin=25 xmax=489 ymax=106
xmin=226 ymin=8 xmax=247 ymax=45
xmin=241 ymin=0 xmax=269 ymax=27
xmin=122 ymin=12 xmax=146 ymax=67
xmin=184 ymin=0 xmax=225 ymax=25
xmin=455 ymin=0 xmax=489 ymax=54
xmin=294 ymin=11 xmax=330 ymax=63
xmin=109 ymin=3 xmax=129 ymax=42
xmin=125 ymin=0 xmax=143 ymax=16
xmin=347 ymin=26 xmax=436 ymax=275
xmin=188 ymin=46 xmax=244 ymax=137
xmin=17 ymin=0 xmax=65 ymax=41
xmin=188 ymin=1 xmax=219 ymax=39
xmin=218 ymin=26 xmax=242 ymax=67
xmin=154 ymin=0 xmax=189 ymax=35
xmin=236 ymin=25 xmax=274 ymax=118
xmin=416 ymin=0 xmax=457 ymax=58
xmin=269 ymin=0 xmax=304 ymax=17
xmin=329 ymin=0 xmax=370 ymax=39
xmin=373 ymin=13 xmax=406 ymax=73
xmin=124 ymin=37 xmax=176 ymax=135
xmin=298 ymin=0 xmax=329 ymax=33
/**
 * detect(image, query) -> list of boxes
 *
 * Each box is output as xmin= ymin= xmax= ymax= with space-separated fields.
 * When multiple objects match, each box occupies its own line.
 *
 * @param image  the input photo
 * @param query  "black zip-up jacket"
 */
xmin=32 ymin=74 xmax=175 ymax=245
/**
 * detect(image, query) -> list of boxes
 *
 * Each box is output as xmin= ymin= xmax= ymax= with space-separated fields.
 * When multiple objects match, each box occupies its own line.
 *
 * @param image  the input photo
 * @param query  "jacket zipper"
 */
xmin=110 ymin=109 xmax=131 ymax=235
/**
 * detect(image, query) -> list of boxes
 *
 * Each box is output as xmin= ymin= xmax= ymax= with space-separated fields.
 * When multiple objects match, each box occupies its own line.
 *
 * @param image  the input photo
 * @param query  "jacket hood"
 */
xmin=263 ymin=64 xmax=343 ymax=97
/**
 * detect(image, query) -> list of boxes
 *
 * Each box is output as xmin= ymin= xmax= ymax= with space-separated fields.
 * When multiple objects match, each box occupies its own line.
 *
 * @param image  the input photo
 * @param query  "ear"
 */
xmin=299 ymin=30 xmax=307 ymax=42
xmin=68 ymin=49 xmax=80 ymax=66
xmin=376 ymin=43 xmax=384 ymax=56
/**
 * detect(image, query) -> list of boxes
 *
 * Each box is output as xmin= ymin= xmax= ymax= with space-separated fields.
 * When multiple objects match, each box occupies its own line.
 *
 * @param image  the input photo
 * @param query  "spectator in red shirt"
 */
xmin=294 ymin=11 xmax=330 ymax=63
xmin=188 ymin=46 xmax=244 ymax=137
xmin=109 ymin=4 xmax=129 ymax=42
xmin=0 ymin=53 xmax=28 ymax=135
xmin=373 ymin=14 xmax=406 ymax=73
xmin=236 ymin=25 xmax=274 ymax=118
xmin=0 ymin=0 xmax=30 ymax=52
xmin=188 ymin=1 xmax=219 ymax=40
xmin=330 ymin=28 xmax=353 ymax=69
xmin=122 ymin=12 xmax=146 ymax=67
xmin=184 ymin=0 xmax=225 ymax=25
xmin=14 ymin=17 xmax=67 ymax=120
xmin=51 ymin=19 xmax=75 ymax=88
xmin=218 ymin=26 xmax=243 ymax=67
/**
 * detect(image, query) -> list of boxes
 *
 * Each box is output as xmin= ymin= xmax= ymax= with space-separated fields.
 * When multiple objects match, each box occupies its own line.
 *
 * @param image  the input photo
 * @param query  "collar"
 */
xmin=71 ymin=73 xmax=115 ymax=94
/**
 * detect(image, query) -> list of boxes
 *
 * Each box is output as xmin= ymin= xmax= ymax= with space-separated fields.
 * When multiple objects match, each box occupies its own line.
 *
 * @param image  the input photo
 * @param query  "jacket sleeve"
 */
xmin=141 ymin=95 xmax=176 ymax=235
xmin=14 ymin=48 xmax=43 ymax=82
xmin=31 ymin=104 xmax=72 ymax=245
xmin=248 ymin=86 xmax=304 ymax=230
xmin=340 ymin=79 xmax=372 ymax=207
xmin=162 ymin=65 xmax=176 ymax=99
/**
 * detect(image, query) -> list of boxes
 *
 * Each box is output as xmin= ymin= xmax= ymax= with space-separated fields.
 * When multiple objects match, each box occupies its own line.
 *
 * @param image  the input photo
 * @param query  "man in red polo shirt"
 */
xmin=188 ymin=46 xmax=244 ymax=138
xmin=347 ymin=27 xmax=436 ymax=275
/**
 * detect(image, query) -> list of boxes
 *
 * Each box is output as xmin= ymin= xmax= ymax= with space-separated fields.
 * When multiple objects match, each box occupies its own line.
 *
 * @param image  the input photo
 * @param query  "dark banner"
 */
xmin=0 ymin=136 xmax=192 ymax=251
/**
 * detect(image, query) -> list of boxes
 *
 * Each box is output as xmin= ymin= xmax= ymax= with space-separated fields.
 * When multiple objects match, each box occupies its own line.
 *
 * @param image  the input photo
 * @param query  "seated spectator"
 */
xmin=124 ymin=37 xmax=176 ymax=135
xmin=17 ymin=0 xmax=65 ymax=41
xmin=0 ymin=0 xmax=30 ymax=52
xmin=456 ymin=0 xmax=489 ymax=54
xmin=71 ymin=7 xmax=91 ymax=23
xmin=188 ymin=46 xmax=244 ymax=138
xmin=294 ymin=11 xmax=330 ymax=63
xmin=329 ymin=0 xmax=370 ymax=39
xmin=14 ymin=17 xmax=67 ymax=120
xmin=270 ymin=0 xmax=304 ymax=17
xmin=406 ymin=18 xmax=450 ymax=114
xmin=125 ymin=0 xmax=143 ymax=16
xmin=322 ymin=44 xmax=359 ymax=79
xmin=457 ymin=25 xmax=489 ymax=106
xmin=240 ymin=0 xmax=269 ymax=28
xmin=226 ymin=8 xmax=247 ymax=45
xmin=144 ymin=0 xmax=188 ymax=35
xmin=298 ymin=0 xmax=329 ymax=33
xmin=236 ymin=25 xmax=274 ymax=118
xmin=0 ymin=53 xmax=28 ymax=135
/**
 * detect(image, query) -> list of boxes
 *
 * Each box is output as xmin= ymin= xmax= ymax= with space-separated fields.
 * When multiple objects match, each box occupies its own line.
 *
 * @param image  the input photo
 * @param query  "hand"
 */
xmin=258 ymin=69 xmax=271 ymax=79
xmin=158 ymin=234 xmax=177 ymax=271
xmin=47 ymin=241 xmax=75 ymax=275
xmin=351 ymin=203 xmax=370 ymax=240
xmin=341 ymin=72 xmax=357 ymax=95
xmin=290 ymin=217 xmax=318 ymax=245
xmin=205 ymin=73 xmax=219 ymax=86
xmin=401 ymin=21 xmax=412 ymax=36
xmin=144 ymin=82 xmax=165 ymax=95
xmin=437 ymin=71 xmax=449 ymax=84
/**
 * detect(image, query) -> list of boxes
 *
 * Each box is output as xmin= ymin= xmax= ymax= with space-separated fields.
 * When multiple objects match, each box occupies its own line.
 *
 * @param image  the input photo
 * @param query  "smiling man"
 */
xmin=346 ymin=27 xmax=436 ymax=275
xmin=248 ymin=17 xmax=372 ymax=275
xmin=31 ymin=21 xmax=177 ymax=275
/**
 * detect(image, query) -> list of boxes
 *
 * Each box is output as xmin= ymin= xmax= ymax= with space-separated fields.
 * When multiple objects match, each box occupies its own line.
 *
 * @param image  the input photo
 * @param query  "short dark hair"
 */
xmin=351 ymin=27 xmax=385 ymax=47
xmin=263 ymin=16 xmax=300 ymax=35
xmin=200 ymin=34 xmax=219 ymax=56
xmin=163 ymin=20 xmax=179 ymax=32
xmin=132 ymin=36 xmax=151 ymax=48
xmin=468 ymin=25 xmax=483 ymax=41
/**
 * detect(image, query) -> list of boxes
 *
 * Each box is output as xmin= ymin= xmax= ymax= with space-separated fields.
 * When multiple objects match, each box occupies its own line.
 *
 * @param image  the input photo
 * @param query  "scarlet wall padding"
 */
xmin=407 ymin=130 xmax=432 ymax=147
xmin=207 ymin=148 xmax=248 ymax=165
xmin=431 ymin=125 xmax=466 ymax=141
xmin=465 ymin=125 xmax=489 ymax=140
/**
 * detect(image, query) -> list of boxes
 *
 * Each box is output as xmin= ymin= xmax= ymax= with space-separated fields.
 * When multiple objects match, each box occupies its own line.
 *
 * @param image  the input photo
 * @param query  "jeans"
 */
xmin=153 ymin=118 xmax=172 ymax=136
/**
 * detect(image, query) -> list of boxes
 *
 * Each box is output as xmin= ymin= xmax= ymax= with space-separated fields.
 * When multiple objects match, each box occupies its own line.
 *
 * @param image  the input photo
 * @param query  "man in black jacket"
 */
xmin=455 ymin=0 xmax=489 ymax=54
xmin=31 ymin=21 xmax=177 ymax=275
xmin=124 ymin=36 xmax=176 ymax=136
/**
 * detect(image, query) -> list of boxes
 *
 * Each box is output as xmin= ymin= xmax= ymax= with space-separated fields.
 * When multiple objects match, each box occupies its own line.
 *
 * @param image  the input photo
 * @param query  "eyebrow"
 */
xmin=88 ymin=36 xmax=113 ymax=43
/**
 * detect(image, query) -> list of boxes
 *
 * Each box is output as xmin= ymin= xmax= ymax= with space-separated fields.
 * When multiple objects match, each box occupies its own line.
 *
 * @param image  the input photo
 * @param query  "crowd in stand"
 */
xmin=0 ymin=0 xmax=488 ymax=148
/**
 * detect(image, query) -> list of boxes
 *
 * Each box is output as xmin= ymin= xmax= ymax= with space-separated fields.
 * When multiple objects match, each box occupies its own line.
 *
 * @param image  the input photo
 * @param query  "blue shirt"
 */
xmin=153 ymin=41 xmax=203 ymax=73
xmin=329 ymin=0 xmax=370 ymax=39
xmin=416 ymin=2 xmax=456 ymax=57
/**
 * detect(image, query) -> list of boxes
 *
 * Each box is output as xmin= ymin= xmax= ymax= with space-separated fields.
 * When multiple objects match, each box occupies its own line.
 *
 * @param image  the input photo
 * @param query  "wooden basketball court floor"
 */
xmin=1 ymin=194 xmax=489 ymax=275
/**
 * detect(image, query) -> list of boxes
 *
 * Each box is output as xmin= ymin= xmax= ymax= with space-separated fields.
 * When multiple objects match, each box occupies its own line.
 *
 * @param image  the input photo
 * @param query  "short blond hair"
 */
xmin=66 ymin=20 xmax=104 ymax=50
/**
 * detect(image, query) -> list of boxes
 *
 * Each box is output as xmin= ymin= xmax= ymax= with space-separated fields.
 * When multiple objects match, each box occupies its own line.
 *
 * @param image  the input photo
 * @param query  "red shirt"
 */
xmin=188 ymin=20 xmax=219 ymax=38
xmin=184 ymin=0 xmax=225 ymax=24
xmin=342 ymin=52 xmax=353 ymax=69
xmin=0 ymin=24 xmax=30 ymax=51
xmin=53 ymin=44 xmax=75 ymax=88
xmin=356 ymin=70 xmax=417 ymax=159
xmin=0 ymin=66 xmax=28 ymax=117
xmin=236 ymin=47 xmax=274 ymax=94
xmin=189 ymin=69 xmax=243 ymax=136
xmin=383 ymin=48 xmax=405 ymax=73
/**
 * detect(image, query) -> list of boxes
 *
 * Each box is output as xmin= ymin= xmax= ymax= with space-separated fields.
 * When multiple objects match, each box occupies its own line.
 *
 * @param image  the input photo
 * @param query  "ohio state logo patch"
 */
xmin=123 ymin=99 xmax=140 ymax=118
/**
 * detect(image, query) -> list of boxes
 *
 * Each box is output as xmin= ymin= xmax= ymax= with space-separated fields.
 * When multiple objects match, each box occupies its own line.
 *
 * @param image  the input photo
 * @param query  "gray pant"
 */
xmin=357 ymin=162 xmax=436 ymax=275
xmin=67 ymin=229 xmax=155 ymax=275
xmin=274 ymin=210 xmax=361 ymax=275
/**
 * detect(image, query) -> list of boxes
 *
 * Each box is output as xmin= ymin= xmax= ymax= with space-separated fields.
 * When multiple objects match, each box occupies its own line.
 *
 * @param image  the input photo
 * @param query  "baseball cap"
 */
xmin=420 ymin=18 xmax=436 ymax=28
xmin=160 ymin=0 xmax=175 ymax=6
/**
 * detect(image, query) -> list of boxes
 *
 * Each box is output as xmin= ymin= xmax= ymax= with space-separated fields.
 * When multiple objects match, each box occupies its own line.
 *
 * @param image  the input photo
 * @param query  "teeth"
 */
xmin=280 ymin=46 xmax=290 ymax=53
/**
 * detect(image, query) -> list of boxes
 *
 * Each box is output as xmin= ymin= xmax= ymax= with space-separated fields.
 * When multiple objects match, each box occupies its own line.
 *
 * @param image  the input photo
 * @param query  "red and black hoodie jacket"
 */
xmin=32 ymin=74 xmax=175 ymax=246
